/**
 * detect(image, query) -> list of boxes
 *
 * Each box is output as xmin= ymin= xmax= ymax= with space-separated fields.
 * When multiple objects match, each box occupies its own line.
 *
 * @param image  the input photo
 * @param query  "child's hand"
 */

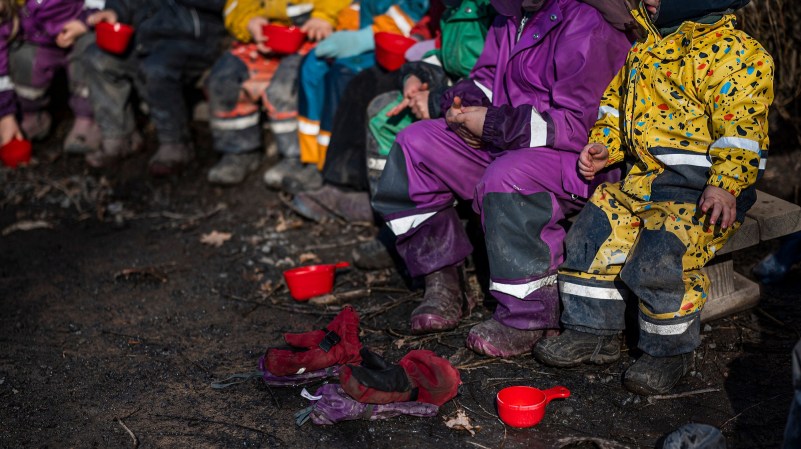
xmin=578 ymin=143 xmax=609 ymax=181
xmin=301 ymin=18 xmax=333 ymax=41
xmin=0 ymin=114 xmax=22 ymax=146
xmin=446 ymin=97 xmax=485 ymax=148
xmin=445 ymin=96 xmax=465 ymax=130
xmin=386 ymin=75 xmax=427 ymax=117
xmin=56 ymin=20 xmax=88 ymax=48
xmin=247 ymin=17 xmax=271 ymax=53
xmin=699 ymin=185 xmax=737 ymax=229
xmin=87 ymin=10 xmax=118 ymax=26
xmin=315 ymin=28 xmax=375 ymax=59
xmin=408 ymin=90 xmax=430 ymax=119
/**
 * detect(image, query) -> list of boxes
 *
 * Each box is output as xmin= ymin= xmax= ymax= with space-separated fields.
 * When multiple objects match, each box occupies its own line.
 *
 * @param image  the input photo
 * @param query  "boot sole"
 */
xmin=465 ymin=333 xmax=535 ymax=358
xmin=410 ymin=314 xmax=458 ymax=335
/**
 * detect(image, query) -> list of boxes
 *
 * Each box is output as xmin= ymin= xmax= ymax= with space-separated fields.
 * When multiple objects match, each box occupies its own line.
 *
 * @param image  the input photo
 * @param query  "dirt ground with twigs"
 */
xmin=0 ymin=121 xmax=800 ymax=449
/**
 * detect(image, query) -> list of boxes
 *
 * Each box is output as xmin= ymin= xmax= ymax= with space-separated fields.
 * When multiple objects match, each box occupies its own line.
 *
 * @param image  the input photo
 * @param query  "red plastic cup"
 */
xmin=262 ymin=24 xmax=307 ymax=55
xmin=95 ymin=21 xmax=135 ymax=55
xmin=283 ymin=261 xmax=350 ymax=301
xmin=374 ymin=32 xmax=417 ymax=71
xmin=0 ymin=137 xmax=32 ymax=168
xmin=496 ymin=386 xmax=571 ymax=428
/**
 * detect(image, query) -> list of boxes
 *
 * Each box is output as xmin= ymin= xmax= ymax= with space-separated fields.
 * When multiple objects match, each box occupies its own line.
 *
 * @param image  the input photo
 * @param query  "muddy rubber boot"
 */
xmin=410 ymin=264 xmax=474 ymax=334
xmin=532 ymin=329 xmax=621 ymax=367
xmin=64 ymin=117 xmax=102 ymax=154
xmin=207 ymin=152 xmax=262 ymax=185
xmin=623 ymin=352 xmax=694 ymax=396
xmin=85 ymin=132 xmax=144 ymax=168
xmin=263 ymin=157 xmax=302 ymax=189
xmin=293 ymin=185 xmax=373 ymax=223
xmin=149 ymin=142 xmax=194 ymax=177
xmin=352 ymin=238 xmax=394 ymax=270
xmin=21 ymin=111 xmax=52 ymax=141
xmin=280 ymin=163 xmax=323 ymax=194
xmin=289 ymin=191 xmax=337 ymax=222
xmin=465 ymin=319 xmax=546 ymax=358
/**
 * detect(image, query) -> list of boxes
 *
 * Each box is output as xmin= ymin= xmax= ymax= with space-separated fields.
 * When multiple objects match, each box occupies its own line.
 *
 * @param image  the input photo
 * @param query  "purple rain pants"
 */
xmin=373 ymin=118 xmax=594 ymax=331
xmin=8 ymin=34 xmax=94 ymax=118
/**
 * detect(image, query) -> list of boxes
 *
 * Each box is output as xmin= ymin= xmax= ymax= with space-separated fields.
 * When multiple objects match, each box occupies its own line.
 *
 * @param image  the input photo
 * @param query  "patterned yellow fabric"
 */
xmin=590 ymin=5 xmax=774 ymax=200
xmin=560 ymin=182 xmax=737 ymax=320
xmin=224 ymin=0 xmax=353 ymax=42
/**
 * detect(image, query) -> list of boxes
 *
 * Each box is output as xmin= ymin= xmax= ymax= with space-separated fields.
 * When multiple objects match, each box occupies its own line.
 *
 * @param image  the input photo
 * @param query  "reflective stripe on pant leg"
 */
xmin=621 ymin=200 xmax=738 ymax=356
xmin=298 ymin=116 xmax=321 ymax=164
xmin=298 ymin=53 xmax=330 ymax=165
xmin=210 ymin=113 xmax=262 ymax=154
xmin=559 ymin=183 xmax=638 ymax=333
xmin=10 ymin=42 xmax=63 ymax=112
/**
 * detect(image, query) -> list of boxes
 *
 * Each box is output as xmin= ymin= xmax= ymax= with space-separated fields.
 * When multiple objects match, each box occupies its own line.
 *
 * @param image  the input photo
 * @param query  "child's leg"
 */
xmin=465 ymin=148 xmax=587 ymax=357
xmin=621 ymin=201 xmax=738 ymax=357
xmin=82 ymin=43 xmax=142 ymax=167
xmin=297 ymin=52 xmax=332 ymax=168
xmin=365 ymin=90 xmax=403 ymax=196
xmin=558 ymin=182 xmax=639 ymax=335
xmin=207 ymin=47 xmax=277 ymax=156
xmin=8 ymin=42 xmax=66 ymax=139
xmin=264 ymin=53 xmax=303 ymax=159
xmin=64 ymin=33 xmax=101 ymax=154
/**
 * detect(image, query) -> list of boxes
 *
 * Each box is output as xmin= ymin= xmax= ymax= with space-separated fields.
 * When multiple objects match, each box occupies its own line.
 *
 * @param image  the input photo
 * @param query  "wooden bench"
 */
xmin=701 ymin=190 xmax=801 ymax=321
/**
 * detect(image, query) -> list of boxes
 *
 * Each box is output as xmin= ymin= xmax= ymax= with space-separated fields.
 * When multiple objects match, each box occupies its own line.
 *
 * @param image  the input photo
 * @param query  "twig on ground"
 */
xmin=114 ymin=265 xmax=173 ymax=283
xmin=362 ymin=294 xmax=420 ymax=320
xmin=648 ymin=387 xmax=720 ymax=401
xmin=720 ymin=394 xmax=785 ymax=429
xmin=151 ymin=413 xmax=282 ymax=442
xmin=302 ymin=238 xmax=362 ymax=251
xmin=309 ymin=288 xmax=371 ymax=305
xmin=466 ymin=442 xmax=491 ymax=449
xmin=117 ymin=418 xmax=139 ymax=448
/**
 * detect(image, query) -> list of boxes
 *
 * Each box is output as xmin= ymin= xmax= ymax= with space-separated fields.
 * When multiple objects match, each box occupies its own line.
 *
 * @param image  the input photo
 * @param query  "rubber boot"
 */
xmin=532 ymin=329 xmax=621 ymax=367
xmin=466 ymin=319 xmax=549 ymax=357
xmin=149 ymin=142 xmax=194 ymax=177
xmin=410 ymin=264 xmax=475 ymax=335
xmin=21 ymin=111 xmax=52 ymax=141
xmin=623 ymin=352 xmax=694 ymax=395
xmin=64 ymin=117 xmax=102 ymax=154
xmin=85 ymin=132 xmax=144 ymax=168
xmin=207 ymin=152 xmax=262 ymax=185
xmin=292 ymin=184 xmax=373 ymax=223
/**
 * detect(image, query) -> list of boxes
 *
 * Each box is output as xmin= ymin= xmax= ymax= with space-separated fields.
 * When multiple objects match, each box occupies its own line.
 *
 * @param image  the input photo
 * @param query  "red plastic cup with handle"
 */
xmin=95 ymin=21 xmax=135 ymax=55
xmin=496 ymin=386 xmax=571 ymax=428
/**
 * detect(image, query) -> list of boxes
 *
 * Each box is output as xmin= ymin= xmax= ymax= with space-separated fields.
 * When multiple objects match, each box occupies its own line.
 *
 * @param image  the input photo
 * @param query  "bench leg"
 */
xmin=700 ymin=255 xmax=761 ymax=322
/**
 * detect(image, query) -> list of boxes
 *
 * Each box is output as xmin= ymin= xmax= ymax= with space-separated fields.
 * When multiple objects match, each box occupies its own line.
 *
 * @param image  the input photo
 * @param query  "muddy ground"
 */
xmin=1 ymin=122 xmax=800 ymax=449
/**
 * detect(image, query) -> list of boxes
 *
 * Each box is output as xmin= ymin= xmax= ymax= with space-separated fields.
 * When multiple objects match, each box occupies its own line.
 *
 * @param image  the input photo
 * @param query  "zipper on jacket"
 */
xmin=516 ymin=13 xmax=530 ymax=42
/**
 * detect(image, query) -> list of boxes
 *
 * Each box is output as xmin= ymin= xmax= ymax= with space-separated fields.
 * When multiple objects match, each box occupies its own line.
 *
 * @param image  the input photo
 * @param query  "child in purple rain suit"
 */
xmin=0 ymin=0 xmax=21 ymax=146
xmin=371 ymin=0 xmax=631 ymax=357
xmin=9 ymin=0 xmax=100 ymax=152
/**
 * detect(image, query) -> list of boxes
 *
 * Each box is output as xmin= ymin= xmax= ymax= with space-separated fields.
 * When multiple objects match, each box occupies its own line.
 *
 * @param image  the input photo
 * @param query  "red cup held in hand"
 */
xmin=262 ymin=24 xmax=307 ymax=55
xmin=95 ymin=21 xmax=134 ymax=55
xmin=0 ymin=137 xmax=32 ymax=168
xmin=375 ymin=32 xmax=416 ymax=71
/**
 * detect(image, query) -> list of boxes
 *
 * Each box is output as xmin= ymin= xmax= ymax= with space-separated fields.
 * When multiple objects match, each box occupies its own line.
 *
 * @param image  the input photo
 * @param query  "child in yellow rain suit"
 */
xmin=205 ymin=0 xmax=353 ymax=185
xmin=534 ymin=0 xmax=774 ymax=395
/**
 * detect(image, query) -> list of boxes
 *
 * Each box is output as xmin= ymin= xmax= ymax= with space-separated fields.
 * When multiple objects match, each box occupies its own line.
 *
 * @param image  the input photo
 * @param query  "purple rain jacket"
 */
xmin=440 ymin=0 xmax=630 ymax=198
xmin=19 ymin=0 xmax=102 ymax=46
xmin=0 ymin=20 xmax=15 ymax=118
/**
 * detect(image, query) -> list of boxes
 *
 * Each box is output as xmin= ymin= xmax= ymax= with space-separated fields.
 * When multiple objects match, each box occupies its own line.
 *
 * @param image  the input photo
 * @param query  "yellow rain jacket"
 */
xmin=590 ymin=4 xmax=774 ymax=217
xmin=224 ymin=0 xmax=353 ymax=42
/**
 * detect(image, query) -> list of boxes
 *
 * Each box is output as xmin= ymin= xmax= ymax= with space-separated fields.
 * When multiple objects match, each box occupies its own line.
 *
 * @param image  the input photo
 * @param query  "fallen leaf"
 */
xmin=393 ymin=338 xmax=406 ymax=349
xmin=275 ymin=213 xmax=303 ymax=233
xmin=259 ymin=281 xmax=274 ymax=293
xmin=200 ymin=231 xmax=232 ymax=247
xmin=2 ymin=220 xmax=54 ymax=236
xmin=444 ymin=409 xmax=479 ymax=436
xmin=298 ymin=252 xmax=320 ymax=264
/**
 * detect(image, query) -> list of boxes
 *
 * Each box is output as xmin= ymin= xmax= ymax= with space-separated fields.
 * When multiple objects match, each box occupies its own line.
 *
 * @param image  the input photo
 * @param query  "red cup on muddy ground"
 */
xmin=95 ymin=21 xmax=135 ymax=55
xmin=496 ymin=385 xmax=571 ymax=428
xmin=0 ymin=137 xmax=32 ymax=168
xmin=375 ymin=32 xmax=416 ymax=71
xmin=283 ymin=261 xmax=350 ymax=301
xmin=262 ymin=24 xmax=307 ymax=55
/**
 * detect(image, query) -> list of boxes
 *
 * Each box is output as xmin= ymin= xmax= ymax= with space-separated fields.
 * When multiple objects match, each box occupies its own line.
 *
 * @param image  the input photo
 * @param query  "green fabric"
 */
xmin=436 ymin=0 xmax=493 ymax=78
xmin=368 ymin=94 xmax=416 ymax=156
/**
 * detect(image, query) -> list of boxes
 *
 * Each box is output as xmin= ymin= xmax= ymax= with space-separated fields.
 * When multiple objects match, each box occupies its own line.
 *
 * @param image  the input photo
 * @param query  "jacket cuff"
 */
xmin=707 ymin=174 xmax=744 ymax=198
xmin=481 ymin=105 xmax=503 ymax=148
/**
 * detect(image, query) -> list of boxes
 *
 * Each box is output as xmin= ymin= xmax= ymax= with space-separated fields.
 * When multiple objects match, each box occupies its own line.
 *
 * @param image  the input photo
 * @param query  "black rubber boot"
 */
xmin=623 ymin=352 xmax=694 ymax=395
xmin=532 ymin=329 xmax=621 ymax=367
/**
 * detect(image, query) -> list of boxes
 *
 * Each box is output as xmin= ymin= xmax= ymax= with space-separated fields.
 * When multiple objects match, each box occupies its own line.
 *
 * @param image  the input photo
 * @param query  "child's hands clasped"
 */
xmin=578 ymin=143 xmax=609 ymax=181
xmin=445 ymin=96 xmax=486 ymax=148
xmin=386 ymin=75 xmax=430 ymax=119
xmin=699 ymin=185 xmax=737 ymax=229
xmin=301 ymin=18 xmax=333 ymax=41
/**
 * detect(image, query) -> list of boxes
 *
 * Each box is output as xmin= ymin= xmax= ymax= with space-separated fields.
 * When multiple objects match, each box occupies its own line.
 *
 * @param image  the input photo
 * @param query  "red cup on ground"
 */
xmin=95 ymin=21 xmax=135 ymax=55
xmin=0 ymin=137 xmax=32 ymax=168
xmin=374 ymin=32 xmax=417 ymax=71
xmin=496 ymin=386 xmax=571 ymax=428
xmin=262 ymin=24 xmax=307 ymax=55
xmin=283 ymin=261 xmax=350 ymax=301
